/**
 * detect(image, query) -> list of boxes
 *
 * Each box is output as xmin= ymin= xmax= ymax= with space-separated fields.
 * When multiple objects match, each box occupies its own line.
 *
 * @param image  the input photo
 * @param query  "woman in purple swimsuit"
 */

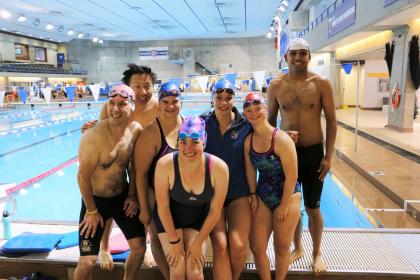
xmin=243 ymin=93 xmax=301 ymax=280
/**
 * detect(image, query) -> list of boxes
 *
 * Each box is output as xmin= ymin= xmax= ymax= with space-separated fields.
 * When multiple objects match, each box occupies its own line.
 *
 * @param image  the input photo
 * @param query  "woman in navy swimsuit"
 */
xmin=243 ymin=93 xmax=301 ymax=280
xmin=134 ymin=81 xmax=183 ymax=279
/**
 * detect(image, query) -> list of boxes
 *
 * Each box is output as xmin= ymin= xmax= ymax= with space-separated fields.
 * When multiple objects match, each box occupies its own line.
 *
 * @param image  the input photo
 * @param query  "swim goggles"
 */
xmin=108 ymin=87 xmax=133 ymax=100
xmin=178 ymin=130 xmax=206 ymax=141
xmin=215 ymin=87 xmax=234 ymax=95
xmin=243 ymin=93 xmax=265 ymax=108
xmin=159 ymin=82 xmax=181 ymax=100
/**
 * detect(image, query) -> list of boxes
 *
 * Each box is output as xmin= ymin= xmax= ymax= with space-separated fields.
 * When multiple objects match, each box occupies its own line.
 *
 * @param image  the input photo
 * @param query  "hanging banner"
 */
xmin=65 ymin=86 xmax=76 ymax=102
xmin=41 ymin=87 xmax=52 ymax=104
xmin=253 ymin=71 xmax=266 ymax=91
xmin=139 ymin=46 xmax=169 ymax=60
xmin=342 ymin=63 xmax=353 ymax=74
xmin=224 ymin=73 xmax=237 ymax=87
xmin=0 ymin=91 xmax=5 ymax=108
xmin=328 ymin=0 xmax=356 ymax=38
xmin=196 ymin=76 xmax=209 ymax=92
xmin=89 ymin=84 xmax=101 ymax=102
xmin=18 ymin=89 xmax=27 ymax=104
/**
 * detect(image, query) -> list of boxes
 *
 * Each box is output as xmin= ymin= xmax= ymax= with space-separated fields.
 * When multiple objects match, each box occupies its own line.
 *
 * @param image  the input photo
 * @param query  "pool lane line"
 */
xmin=5 ymin=156 xmax=78 ymax=195
xmin=0 ymin=128 xmax=80 ymax=158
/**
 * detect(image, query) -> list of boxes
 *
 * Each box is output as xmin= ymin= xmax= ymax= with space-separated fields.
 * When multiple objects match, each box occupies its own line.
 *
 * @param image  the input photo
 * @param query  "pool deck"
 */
xmin=332 ymin=111 xmax=420 ymax=225
xmin=1 ymin=224 xmax=420 ymax=280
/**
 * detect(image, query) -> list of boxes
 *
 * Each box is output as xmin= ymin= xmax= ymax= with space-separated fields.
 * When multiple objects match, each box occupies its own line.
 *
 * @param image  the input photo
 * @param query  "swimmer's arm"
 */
xmin=77 ymin=133 xmax=99 ymax=211
xmin=276 ymin=131 xmax=298 ymax=205
xmin=155 ymin=156 xmax=179 ymax=242
xmin=99 ymin=101 xmax=108 ymax=120
xmin=320 ymin=79 xmax=337 ymax=160
xmin=267 ymin=81 xmax=280 ymax=127
xmin=244 ymin=135 xmax=257 ymax=194
xmin=192 ymin=157 xmax=228 ymax=247
xmin=134 ymin=126 xmax=158 ymax=212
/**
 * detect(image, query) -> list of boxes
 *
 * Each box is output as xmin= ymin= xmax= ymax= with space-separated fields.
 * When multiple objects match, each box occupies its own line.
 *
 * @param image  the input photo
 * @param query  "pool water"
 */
xmin=0 ymin=104 xmax=376 ymax=228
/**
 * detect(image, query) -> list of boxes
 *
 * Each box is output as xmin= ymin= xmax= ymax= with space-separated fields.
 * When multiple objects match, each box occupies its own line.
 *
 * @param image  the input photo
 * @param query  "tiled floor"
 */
xmin=336 ymin=108 xmax=420 ymax=156
xmin=330 ymin=108 xmax=420 ymax=228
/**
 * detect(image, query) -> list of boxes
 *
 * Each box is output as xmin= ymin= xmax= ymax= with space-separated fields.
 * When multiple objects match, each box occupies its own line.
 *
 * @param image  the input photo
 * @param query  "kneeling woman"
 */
xmin=243 ymin=93 xmax=301 ymax=280
xmin=154 ymin=116 xmax=228 ymax=279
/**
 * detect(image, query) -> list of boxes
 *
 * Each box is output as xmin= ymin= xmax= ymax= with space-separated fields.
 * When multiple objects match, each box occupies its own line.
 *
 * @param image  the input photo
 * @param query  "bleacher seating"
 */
xmin=0 ymin=63 xmax=87 ymax=75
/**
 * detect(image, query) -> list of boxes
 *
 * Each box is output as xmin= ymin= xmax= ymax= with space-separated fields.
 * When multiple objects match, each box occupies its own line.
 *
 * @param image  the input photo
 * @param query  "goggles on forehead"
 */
xmin=215 ymin=88 xmax=234 ymax=95
xmin=243 ymin=93 xmax=265 ymax=109
xmin=178 ymin=130 xmax=205 ymax=141
xmin=159 ymin=82 xmax=181 ymax=100
xmin=108 ymin=88 xmax=133 ymax=99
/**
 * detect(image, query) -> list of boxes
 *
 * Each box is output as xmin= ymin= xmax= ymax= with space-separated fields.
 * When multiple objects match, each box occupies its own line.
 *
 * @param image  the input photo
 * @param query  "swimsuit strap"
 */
xmin=250 ymin=128 xmax=278 ymax=155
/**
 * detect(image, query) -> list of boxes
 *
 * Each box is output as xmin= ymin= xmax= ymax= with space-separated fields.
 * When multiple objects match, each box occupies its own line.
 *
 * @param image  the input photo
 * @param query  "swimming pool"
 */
xmin=0 ymin=103 xmax=377 ymax=228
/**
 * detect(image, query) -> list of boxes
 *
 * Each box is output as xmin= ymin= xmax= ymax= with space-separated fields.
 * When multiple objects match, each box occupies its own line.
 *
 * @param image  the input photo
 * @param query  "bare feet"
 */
xmin=290 ymin=248 xmax=304 ymax=264
xmin=143 ymin=245 xmax=157 ymax=268
xmin=312 ymin=254 xmax=326 ymax=276
xmin=98 ymin=250 xmax=114 ymax=270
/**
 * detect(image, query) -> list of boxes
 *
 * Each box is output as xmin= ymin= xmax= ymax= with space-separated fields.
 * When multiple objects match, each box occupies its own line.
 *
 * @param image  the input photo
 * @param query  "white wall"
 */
xmin=66 ymin=37 xmax=278 ymax=83
xmin=0 ymin=33 xmax=58 ymax=65
xmin=339 ymin=64 xmax=365 ymax=106
xmin=363 ymin=60 xmax=389 ymax=108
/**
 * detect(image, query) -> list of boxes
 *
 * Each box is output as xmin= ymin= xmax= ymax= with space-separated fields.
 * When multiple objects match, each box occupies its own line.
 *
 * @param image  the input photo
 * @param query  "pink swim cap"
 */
xmin=108 ymin=84 xmax=135 ymax=101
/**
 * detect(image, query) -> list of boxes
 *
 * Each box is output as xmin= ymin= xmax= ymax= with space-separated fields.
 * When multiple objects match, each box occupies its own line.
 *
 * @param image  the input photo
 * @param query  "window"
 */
xmin=14 ymin=43 xmax=29 ymax=60
xmin=34 ymin=46 xmax=47 ymax=62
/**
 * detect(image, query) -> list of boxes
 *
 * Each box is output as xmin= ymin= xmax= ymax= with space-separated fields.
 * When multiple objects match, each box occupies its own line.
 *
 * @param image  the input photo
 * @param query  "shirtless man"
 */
xmin=82 ymin=64 xmax=161 ymax=271
xmin=75 ymin=84 xmax=145 ymax=280
xmin=267 ymin=38 xmax=337 ymax=276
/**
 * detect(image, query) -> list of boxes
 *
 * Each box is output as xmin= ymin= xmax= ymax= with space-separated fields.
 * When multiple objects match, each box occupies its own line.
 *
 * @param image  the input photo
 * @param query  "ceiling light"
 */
xmin=33 ymin=19 xmax=40 ymax=26
xmin=77 ymin=33 xmax=84 ymax=38
xmin=39 ymin=36 xmax=44 ymax=39
xmin=46 ymin=24 xmax=54 ymax=30
xmin=57 ymin=26 xmax=64 ymax=32
xmin=98 ymin=39 xmax=103 ymax=44
xmin=281 ymin=0 xmax=289 ymax=7
xmin=0 ymin=10 xmax=11 ymax=19
xmin=67 ymin=30 xmax=74 ymax=35
xmin=17 ymin=15 xmax=27 ymax=22
xmin=266 ymin=31 xmax=273 ymax=38
xmin=28 ymin=34 xmax=33 ymax=36
xmin=92 ymin=37 xmax=98 ymax=42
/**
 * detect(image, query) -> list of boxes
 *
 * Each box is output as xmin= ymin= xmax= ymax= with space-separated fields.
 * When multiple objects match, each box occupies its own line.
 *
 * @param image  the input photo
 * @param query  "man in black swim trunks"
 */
xmin=267 ymin=38 xmax=337 ymax=275
xmin=75 ymin=84 xmax=146 ymax=280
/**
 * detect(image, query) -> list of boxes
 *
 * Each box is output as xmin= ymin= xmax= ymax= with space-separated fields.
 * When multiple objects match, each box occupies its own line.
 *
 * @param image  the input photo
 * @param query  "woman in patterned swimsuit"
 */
xmin=243 ymin=92 xmax=301 ymax=280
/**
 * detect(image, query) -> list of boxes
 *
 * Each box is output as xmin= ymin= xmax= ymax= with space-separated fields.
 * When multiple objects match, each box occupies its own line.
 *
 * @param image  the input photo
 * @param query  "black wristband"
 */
xmin=169 ymin=238 xmax=181 ymax=244
xmin=249 ymin=192 xmax=256 ymax=195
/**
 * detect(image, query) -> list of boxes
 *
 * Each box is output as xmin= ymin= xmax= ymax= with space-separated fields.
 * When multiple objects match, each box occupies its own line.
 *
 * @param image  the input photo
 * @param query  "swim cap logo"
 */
xmin=230 ymin=131 xmax=238 ymax=140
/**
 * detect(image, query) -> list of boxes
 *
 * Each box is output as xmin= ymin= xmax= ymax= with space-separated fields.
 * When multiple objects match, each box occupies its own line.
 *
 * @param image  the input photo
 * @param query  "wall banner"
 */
xmin=139 ymin=47 xmax=169 ymax=60
xmin=328 ymin=0 xmax=356 ymax=38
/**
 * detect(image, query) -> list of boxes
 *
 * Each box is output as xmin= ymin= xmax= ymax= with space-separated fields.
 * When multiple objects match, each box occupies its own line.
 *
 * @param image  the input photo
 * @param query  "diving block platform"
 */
xmin=1 ymin=226 xmax=419 ymax=279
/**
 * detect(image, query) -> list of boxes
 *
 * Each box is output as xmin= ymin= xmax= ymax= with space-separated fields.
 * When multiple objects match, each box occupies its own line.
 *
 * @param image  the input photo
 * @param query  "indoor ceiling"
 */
xmin=0 ymin=0 xmax=282 ymax=43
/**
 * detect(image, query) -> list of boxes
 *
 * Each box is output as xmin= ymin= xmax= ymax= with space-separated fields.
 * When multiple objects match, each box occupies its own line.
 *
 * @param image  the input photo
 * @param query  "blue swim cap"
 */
xmin=212 ymin=79 xmax=235 ymax=95
xmin=159 ymin=82 xmax=181 ymax=101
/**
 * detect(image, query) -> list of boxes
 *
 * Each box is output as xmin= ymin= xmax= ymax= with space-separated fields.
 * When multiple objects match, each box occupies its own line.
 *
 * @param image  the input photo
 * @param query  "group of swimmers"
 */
xmin=74 ymin=38 xmax=337 ymax=280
